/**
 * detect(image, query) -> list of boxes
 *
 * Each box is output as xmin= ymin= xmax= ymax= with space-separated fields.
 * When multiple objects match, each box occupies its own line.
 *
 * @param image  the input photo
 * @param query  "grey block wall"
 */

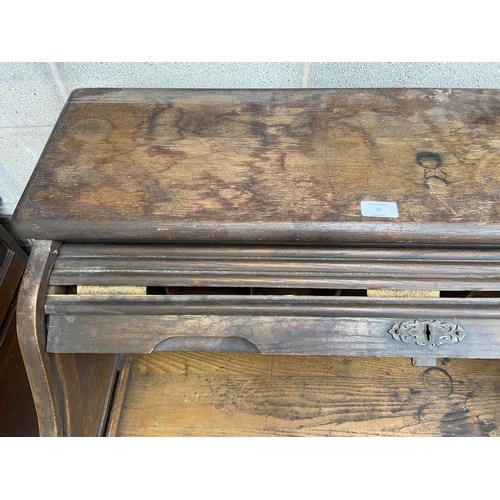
xmin=2 ymin=62 xmax=500 ymax=216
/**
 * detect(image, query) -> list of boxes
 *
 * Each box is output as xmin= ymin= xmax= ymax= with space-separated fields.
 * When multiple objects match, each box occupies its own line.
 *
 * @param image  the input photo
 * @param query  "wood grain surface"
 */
xmin=16 ymin=240 xmax=64 ymax=436
xmin=44 ymin=309 xmax=500 ymax=359
xmin=12 ymin=88 xmax=500 ymax=245
xmin=48 ymin=243 xmax=500 ymax=290
xmin=116 ymin=352 xmax=500 ymax=437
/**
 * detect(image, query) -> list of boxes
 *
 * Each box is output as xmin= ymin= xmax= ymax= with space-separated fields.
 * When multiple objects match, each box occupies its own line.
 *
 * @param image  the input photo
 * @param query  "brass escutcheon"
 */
xmin=389 ymin=320 xmax=466 ymax=346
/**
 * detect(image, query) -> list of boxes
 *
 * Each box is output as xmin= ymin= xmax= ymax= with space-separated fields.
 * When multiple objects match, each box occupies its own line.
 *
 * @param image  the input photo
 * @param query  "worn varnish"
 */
xmin=11 ymin=88 xmax=500 ymax=245
xmin=48 ymin=244 xmax=500 ymax=290
xmin=116 ymin=353 xmax=500 ymax=437
xmin=16 ymin=241 xmax=126 ymax=436
xmin=43 ymin=295 xmax=500 ymax=357
xmin=12 ymin=88 xmax=500 ymax=437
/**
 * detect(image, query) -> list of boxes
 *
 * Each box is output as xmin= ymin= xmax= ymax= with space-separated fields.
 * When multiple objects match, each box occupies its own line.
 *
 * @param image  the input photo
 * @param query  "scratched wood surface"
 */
xmin=48 ymin=244 xmax=500 ymax=290
xmin=115 ymin=353 xmax=500 ymax=437
xmin=12 ymin=88 xmax=500 ymax=245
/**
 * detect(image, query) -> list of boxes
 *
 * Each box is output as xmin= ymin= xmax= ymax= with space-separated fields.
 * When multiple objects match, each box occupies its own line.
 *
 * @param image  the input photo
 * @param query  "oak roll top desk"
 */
xmin=11 ymin=88 xmax=500 ymax=436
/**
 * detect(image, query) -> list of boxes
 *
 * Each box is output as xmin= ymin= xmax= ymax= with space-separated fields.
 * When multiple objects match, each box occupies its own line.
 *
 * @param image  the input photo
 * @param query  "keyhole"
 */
xmin=425 ymin=324 xmax=432 ymax=342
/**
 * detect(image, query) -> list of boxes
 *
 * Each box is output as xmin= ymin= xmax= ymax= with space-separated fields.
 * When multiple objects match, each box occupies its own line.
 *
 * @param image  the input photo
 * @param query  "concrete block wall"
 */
xmin=2 ymin=62 xmax=500 ymax=217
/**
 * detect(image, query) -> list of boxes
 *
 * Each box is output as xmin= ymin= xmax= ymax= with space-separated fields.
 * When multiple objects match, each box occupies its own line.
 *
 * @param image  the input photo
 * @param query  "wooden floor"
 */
xmin=116 ymin=353 xmax=500 ymax=437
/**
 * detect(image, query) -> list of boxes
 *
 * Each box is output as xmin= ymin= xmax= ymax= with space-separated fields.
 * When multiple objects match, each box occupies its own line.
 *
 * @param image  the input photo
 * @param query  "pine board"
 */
xmin=116 ymin=353 xmax=500 ymax=437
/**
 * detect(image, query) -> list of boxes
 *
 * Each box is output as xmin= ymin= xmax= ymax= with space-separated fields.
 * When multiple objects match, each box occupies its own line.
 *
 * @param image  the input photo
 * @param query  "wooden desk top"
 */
xmin=12 ymin=88 xmax=500 ymax=245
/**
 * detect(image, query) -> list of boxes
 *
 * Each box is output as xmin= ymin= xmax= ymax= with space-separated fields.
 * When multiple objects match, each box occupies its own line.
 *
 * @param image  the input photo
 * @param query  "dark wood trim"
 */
xmin=49 ymin=243 xmax=500 ymax=290
xmin=16 ymin=240 xmax=63 ymax=436
xmin=15 ymin=221 xmax=500 ymax=246
xmin=45 ymin=313 xmax=498 ymax=359
xmin=0 ymin=225 xmax=27 ymax=326
xmin=103 ymin=354 xmax=134 ymax=437
xmin=0 ymin=305 xmax=38 ymax=436
xmin=44 ymin=294 xmax=500 ymax=319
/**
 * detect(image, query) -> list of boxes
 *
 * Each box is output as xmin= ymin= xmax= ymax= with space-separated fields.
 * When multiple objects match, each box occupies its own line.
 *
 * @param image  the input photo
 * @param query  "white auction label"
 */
xmin=360 ymin=201 xmax=399 ymax=218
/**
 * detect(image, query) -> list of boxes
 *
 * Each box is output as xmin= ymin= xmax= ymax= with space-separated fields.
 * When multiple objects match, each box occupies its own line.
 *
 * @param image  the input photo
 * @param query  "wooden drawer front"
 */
xmin=45 ymin=295 xmax=500 ymax=358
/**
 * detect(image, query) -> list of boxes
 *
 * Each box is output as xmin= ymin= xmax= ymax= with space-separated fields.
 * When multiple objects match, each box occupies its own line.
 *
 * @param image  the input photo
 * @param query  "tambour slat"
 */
xmin=45 ymin=294 xmax=500 ymax=319
xmin=48 ymin=244 xmax=500 ymax=290
xmin=54 ymin=244 xmax=500 ymax=261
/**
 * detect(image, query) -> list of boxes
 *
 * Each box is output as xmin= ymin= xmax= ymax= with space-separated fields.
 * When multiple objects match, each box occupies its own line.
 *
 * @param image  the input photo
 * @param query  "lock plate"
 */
xmin=389 ymin=320 xmax=467 ymax=346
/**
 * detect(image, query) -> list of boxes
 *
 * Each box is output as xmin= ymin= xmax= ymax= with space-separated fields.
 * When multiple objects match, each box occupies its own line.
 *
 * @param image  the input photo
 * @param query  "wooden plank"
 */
xmin=12 ymin=88 xmax=500 ymax=246
xmin=45 ymin=313 xmax=499 ymax=359
xmin=48 ymin=244 xmax=500 ymax=290
xmin=44 ymin=294 xmax=500 ymax=318
xmin=53 ymin=352 xmax=119 ymax=436
xmin=55 ymin=243 xmax=500 ymax=261
xmin=115 ymin=353 xmax=500 ymax=437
